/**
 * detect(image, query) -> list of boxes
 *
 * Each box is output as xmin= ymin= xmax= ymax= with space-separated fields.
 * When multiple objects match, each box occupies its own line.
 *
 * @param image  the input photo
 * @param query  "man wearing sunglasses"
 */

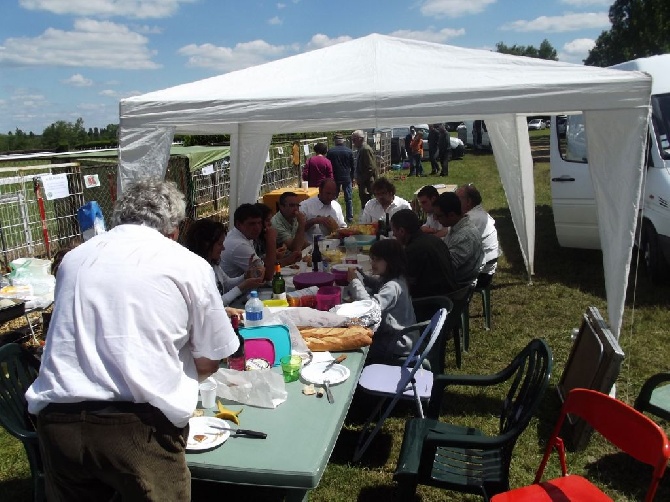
xmin=271 ymin=191 xmax=307 ymax=251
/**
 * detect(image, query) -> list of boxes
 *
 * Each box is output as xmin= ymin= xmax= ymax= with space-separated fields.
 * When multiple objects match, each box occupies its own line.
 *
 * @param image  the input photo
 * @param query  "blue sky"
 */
xmin=0 ymin=0 xmax=614 ymax=134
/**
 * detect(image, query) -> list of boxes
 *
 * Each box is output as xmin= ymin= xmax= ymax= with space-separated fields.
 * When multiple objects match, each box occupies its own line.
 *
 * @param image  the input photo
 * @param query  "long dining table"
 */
xmin=187 ymin=342 xmax=366 ymax=501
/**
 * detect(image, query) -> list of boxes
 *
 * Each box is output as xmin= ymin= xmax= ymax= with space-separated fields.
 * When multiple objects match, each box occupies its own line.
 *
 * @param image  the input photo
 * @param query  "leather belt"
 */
xmin=44 ymin=401 xmax=156 ymax=415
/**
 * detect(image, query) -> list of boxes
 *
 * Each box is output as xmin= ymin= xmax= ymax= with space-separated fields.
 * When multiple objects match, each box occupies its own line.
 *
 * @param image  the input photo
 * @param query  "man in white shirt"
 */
xmin=456 ymin=184 xmax=499 ymax=276
xmin=26 ymin=179 xmax=238 ymax=501
xmin=220 ymin=203 xmax=268 ymax=280
xmin=299 ymin=178 xmax=347 ymax=240
xmin=359 ymin=178 xmax=411 ymax=224
xmin=416 ymin=184 xmax=448 ymax=238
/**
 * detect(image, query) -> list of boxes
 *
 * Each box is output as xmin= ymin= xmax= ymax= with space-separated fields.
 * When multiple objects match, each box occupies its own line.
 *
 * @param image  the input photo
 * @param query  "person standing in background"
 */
xmin=26 ymin=179 xmax=238 ymax=502
xmin=437 ymin=123 xmax=451 ymax=177
xmin=351 ymin=130 xmax=378 ymax=208
xmin=326 ymin=134 xmax=355 ymax=223
xmin=302 ymin=142 xmax=333 ymax=188
xmin=291 ymin=140 xmax=301 ymax=182
xmin=410 ymin=131 xmax=424 ymax=177
xmin=428 ymin=124 xmax=440 ymax=175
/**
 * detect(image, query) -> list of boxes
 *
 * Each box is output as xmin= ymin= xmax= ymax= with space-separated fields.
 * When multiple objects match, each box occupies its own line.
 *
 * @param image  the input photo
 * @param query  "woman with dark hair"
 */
xmin=346 ymin=238 xmax=416 ymax=365
xmin=184 ymin=218 xmax=263 ymax=310
xmin=302 ymin=142 xmax=333 ymax=188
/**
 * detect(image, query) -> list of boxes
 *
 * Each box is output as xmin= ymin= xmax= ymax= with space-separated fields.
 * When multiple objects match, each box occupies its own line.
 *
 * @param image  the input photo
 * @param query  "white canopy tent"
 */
xmin=118 ymin=34 xmax=651 ymax=338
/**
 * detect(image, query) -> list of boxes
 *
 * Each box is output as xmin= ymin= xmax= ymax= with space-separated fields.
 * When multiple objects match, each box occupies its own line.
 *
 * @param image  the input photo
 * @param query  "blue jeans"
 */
xmin=411 ymin=154 xmax=423 ymax=176
xmin=336 ymin=181 xmax=354 ymax=222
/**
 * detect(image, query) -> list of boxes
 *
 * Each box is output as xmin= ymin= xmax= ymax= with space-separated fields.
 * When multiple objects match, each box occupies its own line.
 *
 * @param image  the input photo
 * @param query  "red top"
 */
xmin=302 ymin=155 xmax=333 ymax=188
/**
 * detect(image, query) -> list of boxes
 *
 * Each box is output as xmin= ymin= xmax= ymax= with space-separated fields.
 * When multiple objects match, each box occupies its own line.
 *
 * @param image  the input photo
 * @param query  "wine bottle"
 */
xmin=227 ymin=315 xmax=246 ymax=371
xmin=376 ymin=217 xmax=384 ymax=241
xmin=311 ymin=234 xmax=322 ymax=272
xmin=271 ymin=262 xmax=286 ymax=300
xmin=384 ymin=213 xmax=391 ymax=237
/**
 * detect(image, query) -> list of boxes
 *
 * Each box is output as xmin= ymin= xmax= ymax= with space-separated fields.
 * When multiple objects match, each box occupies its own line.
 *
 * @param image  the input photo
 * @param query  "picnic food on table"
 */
xmin=298 ymin=325 xmax=373 ymax=351
xmin=215 ymin=402 xmax=243 ymax=425
xmin=193 ymin=434 xmax=207 ymax=443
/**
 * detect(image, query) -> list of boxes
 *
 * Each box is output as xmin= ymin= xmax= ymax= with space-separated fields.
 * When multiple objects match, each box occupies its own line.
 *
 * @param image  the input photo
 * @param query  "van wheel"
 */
xmin=642 ymin=222 xmax=669 ymax=283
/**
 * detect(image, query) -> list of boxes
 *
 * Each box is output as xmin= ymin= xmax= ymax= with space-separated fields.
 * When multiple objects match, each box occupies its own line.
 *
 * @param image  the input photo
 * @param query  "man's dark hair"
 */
xmin=233 ymin=203 xmax=262 ymax=224
xmin=314 ymin=142 xmax=328 ymax=155
xmin=279 ymin=191 xmax=297 ymax=206
xmin=391 ymin=209 xmax=421 ymax=234
xmin=461 ymin=184 xmax=482 ymax=206
xmin=416 ymin=185 xmax=439 ymax=199
xmin=319 ymin=177 xmax=336 ymax=190
xmin=371 ymin=178 xmax=396 ymax=195
xmin=434 ymin=192 xmax=462 ymax=216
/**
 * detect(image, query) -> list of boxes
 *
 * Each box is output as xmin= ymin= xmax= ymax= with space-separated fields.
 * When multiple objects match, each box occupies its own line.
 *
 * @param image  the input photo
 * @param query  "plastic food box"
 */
xmin=0 ymin=297 xmax=26 ymax=324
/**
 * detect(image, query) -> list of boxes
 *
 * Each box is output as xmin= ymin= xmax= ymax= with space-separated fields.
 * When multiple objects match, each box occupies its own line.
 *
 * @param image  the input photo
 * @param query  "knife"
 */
xmin=210 ymin=426 xmax=267 ymax=439
xmin=322 ymin=354 xmax=347 ymax=373
xmin=323 ymin=379 xmax=334 ymax=404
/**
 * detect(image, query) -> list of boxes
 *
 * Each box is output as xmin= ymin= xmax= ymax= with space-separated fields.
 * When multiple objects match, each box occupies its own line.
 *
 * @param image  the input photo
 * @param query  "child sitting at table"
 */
xmin=184 ymin=218 xmax=264 ymax=315
xmin=346 ymin=239 xmax=416 ymax=365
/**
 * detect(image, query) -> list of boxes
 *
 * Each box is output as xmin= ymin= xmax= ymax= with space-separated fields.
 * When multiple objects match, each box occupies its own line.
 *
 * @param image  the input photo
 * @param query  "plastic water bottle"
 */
xmin=244 ymin=290 xmax=264 ymax=327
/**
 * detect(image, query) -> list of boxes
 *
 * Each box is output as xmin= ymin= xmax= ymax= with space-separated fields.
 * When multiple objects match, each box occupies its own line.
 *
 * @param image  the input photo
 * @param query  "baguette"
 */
xmin=299 ymin=326 xmax=373 ymax=351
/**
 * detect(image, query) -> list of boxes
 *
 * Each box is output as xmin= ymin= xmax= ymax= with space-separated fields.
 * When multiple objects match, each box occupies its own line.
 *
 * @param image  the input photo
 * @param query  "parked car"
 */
xmin=414 ymin=124 xmax=465 ymax=160
xmin=528 ymin=118 xmax=546 ymax=130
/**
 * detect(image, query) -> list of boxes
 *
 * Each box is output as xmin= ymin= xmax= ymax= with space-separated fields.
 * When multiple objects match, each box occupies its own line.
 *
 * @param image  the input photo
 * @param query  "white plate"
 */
xmin=186 ymin=416 xmax=231 ymax=451
xmin=301 ymin=361 xmax=351 ymax=385
xmin=331 ymin=299 xmax=376 ymax=318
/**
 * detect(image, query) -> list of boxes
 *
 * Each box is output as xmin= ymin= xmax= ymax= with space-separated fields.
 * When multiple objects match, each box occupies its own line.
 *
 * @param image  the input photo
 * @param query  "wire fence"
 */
xmin=0 ymin=135 xmax=348 ymax=263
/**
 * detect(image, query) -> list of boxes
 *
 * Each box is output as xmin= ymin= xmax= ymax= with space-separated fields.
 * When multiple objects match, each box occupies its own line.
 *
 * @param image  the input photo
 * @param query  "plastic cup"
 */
xmin=199 ymin=379 xmax=217 ymax=408
xmin=280 ymin=355 xmax=302 ymax=383
xmin=301 ymin=181 xmax=309 ymax=190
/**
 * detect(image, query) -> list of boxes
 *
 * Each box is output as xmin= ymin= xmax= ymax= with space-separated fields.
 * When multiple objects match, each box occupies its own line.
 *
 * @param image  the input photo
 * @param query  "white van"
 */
xmin=457 ymin=120 xmax=491 ymax=149
xmin=550 ymin=54 xmax=670 ymax=279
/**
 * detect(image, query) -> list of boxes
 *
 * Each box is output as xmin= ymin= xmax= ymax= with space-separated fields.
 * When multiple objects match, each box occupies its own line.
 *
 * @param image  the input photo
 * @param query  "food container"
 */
xmin=331 ymin=264 xmax=356 ymax=286
xmin=316 ymin=286 xmax=342 ymax=311
xmin=353 ymin=234 xmax=376 ymax=247
xmin=0 ymin=297 xmax=26 ymax=324
xmin=293 ymin=271 xmax=335 ymax=290
xmin=245 ymin=358 xmax=271 ymax=371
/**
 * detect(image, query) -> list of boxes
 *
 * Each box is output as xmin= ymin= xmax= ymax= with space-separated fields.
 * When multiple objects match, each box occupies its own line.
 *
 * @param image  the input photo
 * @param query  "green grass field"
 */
xmin=3 ymin=132 xmax=670 ymax=501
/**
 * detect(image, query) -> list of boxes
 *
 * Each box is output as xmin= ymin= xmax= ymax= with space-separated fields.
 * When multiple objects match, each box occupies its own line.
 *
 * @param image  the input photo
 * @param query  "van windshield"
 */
xmin=651 ymin=93 xmax=670 ymax=160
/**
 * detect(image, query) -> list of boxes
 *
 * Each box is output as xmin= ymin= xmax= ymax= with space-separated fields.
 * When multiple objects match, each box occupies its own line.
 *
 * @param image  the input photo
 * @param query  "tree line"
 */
xmin=2 ymin=0 xmax=665 ymax=153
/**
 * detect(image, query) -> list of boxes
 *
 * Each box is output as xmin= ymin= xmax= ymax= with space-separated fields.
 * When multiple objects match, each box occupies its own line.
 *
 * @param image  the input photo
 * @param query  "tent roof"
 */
xmin=120 ymin=33 xmax=651 ymax=134
xmin=118 ymin=34 xmax=652 ymax=339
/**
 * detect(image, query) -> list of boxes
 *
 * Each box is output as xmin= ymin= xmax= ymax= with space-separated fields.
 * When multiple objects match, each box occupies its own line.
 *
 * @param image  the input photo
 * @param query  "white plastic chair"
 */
xmin=353 ymin=308 xmax=449 ymax=461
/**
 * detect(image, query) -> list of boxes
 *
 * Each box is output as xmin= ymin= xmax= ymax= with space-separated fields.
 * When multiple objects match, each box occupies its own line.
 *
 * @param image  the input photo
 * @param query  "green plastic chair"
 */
xmin=635 ymin=372 xmax=670 ymax=422
xmin=0 ymin=343 xmax=43 ymax=502
xmin=393 ymin=338 xmax=553 ymax=501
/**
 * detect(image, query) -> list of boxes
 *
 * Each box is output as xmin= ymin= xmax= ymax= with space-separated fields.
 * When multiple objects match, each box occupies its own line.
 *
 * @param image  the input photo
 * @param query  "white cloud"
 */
xmin=501 ymin=12 xmax=610 ymax=33
xmin=420 ymin=0 xmax=496 ymax=18
xmin=99 ymin=89 xmax=121 ymax=98
xmin=178 ymin=39 xmax=294 ymax=72
xmin=305 ymin=34 xmax=352 ymax=50
xmin=62 ymin=73 xmax=93 ymax=86
xmin=19 ymin=0 xmax=196 ymax=19
xmin=560 ymin=0 xmax=612 ymax=6
xmin=389 ymin=27 xmax=465 ymax=43
xmin=559 ymin=37 xmax=596 ymax=63
xmin=268 ymin=16 xmax=282 ymax=25
xmin=134 ymin=24 xmax=163 ymax=34
xmin=277 ymin=2 xmax=286 ymax=8
xmin=0 ymin=18 xmax=160 ymax=69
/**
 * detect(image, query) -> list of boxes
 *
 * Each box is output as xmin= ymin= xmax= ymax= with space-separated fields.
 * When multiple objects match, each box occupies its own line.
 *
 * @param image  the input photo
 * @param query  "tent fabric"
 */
xmin=118 ymin=34 xmax=652 ymax=338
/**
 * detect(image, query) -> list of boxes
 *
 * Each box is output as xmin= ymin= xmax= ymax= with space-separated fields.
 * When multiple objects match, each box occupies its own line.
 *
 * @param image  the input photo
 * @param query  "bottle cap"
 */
xmin=250 ymin=290 xmax=258 ymax=298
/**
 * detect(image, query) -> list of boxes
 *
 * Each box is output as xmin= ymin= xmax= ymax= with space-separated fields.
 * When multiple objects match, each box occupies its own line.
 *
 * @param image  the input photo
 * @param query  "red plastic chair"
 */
xmin=492 ymin=388 xmax=670 ymax=502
